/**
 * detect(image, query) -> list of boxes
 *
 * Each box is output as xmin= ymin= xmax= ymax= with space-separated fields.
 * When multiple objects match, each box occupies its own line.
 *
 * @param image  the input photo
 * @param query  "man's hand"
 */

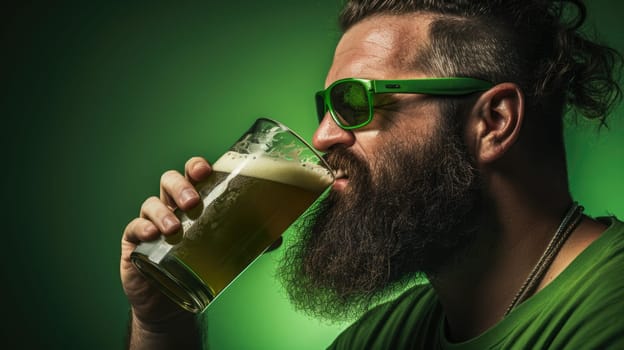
xmin=120 ymin=157 xmax=211 ymax=349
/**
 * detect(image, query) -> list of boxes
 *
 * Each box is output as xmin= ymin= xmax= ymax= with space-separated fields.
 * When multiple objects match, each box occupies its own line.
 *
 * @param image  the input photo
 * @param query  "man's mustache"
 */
xmin=323 ymin=147 xmax=368 ymax=180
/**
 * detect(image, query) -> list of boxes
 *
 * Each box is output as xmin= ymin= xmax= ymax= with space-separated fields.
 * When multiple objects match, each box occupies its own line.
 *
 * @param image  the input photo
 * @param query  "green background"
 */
xmin=2 ymin=1 xmax=622 ymax=349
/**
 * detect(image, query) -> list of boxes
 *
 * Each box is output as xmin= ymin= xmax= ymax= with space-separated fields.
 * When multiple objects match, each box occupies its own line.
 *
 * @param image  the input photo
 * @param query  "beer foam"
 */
xmin=212 ymin=151 xmax=334 ymax=192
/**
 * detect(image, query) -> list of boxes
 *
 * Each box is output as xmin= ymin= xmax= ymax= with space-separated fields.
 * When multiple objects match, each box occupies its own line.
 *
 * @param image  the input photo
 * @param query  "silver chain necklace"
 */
xmin=504 ymin=202 xmax=584 ymax=316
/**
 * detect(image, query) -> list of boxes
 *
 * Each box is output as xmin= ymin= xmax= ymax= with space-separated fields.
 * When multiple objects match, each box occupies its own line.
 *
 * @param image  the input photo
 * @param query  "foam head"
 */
xmin=212 ymin=151 xmax=334 ymax=192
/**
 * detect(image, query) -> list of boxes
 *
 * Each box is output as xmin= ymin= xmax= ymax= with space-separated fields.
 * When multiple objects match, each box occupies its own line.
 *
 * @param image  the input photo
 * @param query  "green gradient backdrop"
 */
xmin=2 ymin=1 xmax=622 ymax=349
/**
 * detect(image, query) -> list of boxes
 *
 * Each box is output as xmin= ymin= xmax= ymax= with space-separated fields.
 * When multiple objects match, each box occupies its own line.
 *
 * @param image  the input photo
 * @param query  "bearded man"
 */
xmin=121 ymin=0 xmax=624 ymax=348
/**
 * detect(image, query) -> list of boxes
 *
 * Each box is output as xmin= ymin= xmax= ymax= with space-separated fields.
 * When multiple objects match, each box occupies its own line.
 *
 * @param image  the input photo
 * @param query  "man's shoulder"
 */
xmin=567 ymin=216 xmax=624 ymax=302
xmin=533 ymin=216 xmax=624 ymax=307
xmin=579 ymin=216 xmax=624 ymax=267
xmin=498 ymin=216 xmax=624 ymax=348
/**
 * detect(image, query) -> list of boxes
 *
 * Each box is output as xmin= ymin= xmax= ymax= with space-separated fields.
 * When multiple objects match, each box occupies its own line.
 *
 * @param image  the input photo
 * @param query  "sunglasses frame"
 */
xmin=316 ymin=77 xmax=494 ymax=130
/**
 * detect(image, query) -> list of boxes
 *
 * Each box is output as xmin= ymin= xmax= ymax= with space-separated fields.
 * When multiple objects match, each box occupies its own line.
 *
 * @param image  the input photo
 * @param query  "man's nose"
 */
xmin=312 ymin=114 xmax=356 ymax=152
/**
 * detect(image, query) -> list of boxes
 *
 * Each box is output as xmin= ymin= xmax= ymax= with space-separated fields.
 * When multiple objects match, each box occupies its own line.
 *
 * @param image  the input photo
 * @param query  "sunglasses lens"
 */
xmin=330 ymin=81 xmax=370 ymax=127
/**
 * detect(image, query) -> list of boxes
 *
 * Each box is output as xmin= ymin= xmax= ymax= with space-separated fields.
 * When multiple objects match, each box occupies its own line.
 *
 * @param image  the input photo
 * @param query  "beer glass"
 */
xmin=131 ymin=118 xmax=334 ymax=313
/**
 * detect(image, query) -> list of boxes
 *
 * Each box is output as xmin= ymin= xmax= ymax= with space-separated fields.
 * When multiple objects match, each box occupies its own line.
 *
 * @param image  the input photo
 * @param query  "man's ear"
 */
xmin=467 ymin=83 xmax=524 ymax=165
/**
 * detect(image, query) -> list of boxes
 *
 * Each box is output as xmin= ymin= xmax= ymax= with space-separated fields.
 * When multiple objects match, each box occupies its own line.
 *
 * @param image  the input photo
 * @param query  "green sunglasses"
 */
xmin=315 ymin=77 xmax=494 ymax=130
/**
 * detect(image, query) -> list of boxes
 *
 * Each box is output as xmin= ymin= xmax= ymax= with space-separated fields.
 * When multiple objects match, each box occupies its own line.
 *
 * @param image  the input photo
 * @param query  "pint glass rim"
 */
xmin=255 ymin=117 xmax=335 ymax=182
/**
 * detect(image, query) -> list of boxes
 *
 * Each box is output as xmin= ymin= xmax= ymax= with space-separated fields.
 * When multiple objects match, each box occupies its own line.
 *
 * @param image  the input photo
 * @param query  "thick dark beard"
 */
xmin=278 ymin=120 xmax=483 ymax=321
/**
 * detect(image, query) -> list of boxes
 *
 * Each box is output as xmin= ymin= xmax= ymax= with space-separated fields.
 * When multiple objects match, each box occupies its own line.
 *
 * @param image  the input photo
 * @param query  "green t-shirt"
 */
xmin=328 ymin=217 xmax=624 ymax=349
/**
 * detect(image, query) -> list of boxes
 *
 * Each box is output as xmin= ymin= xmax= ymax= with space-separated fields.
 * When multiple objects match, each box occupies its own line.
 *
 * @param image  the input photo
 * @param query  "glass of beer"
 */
xmin=131 ymin=118 xmax=334 ymax=313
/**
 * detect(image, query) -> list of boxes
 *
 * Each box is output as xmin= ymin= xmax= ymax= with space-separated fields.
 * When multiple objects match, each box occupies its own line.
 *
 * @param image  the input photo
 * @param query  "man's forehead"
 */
xmin=328 ymin=13 xmax=434 ymax=83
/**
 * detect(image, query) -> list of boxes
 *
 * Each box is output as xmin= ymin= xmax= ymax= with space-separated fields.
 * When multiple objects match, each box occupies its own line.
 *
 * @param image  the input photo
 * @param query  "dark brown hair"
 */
xmin=339 ymin=0 xmax=622 ymax=128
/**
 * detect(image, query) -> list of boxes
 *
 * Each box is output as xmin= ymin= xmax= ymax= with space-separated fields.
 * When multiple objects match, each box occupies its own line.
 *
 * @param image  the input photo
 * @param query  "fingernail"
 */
xmin=192 ymin=162 xmax=208 ymax=173
xmin=144 ymin=224 xmax=158 ymax=235
xmin=163 ymin=216 xmax=179 ymax=232
xmin=180 ymin=188 xmax=197 ymax=205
